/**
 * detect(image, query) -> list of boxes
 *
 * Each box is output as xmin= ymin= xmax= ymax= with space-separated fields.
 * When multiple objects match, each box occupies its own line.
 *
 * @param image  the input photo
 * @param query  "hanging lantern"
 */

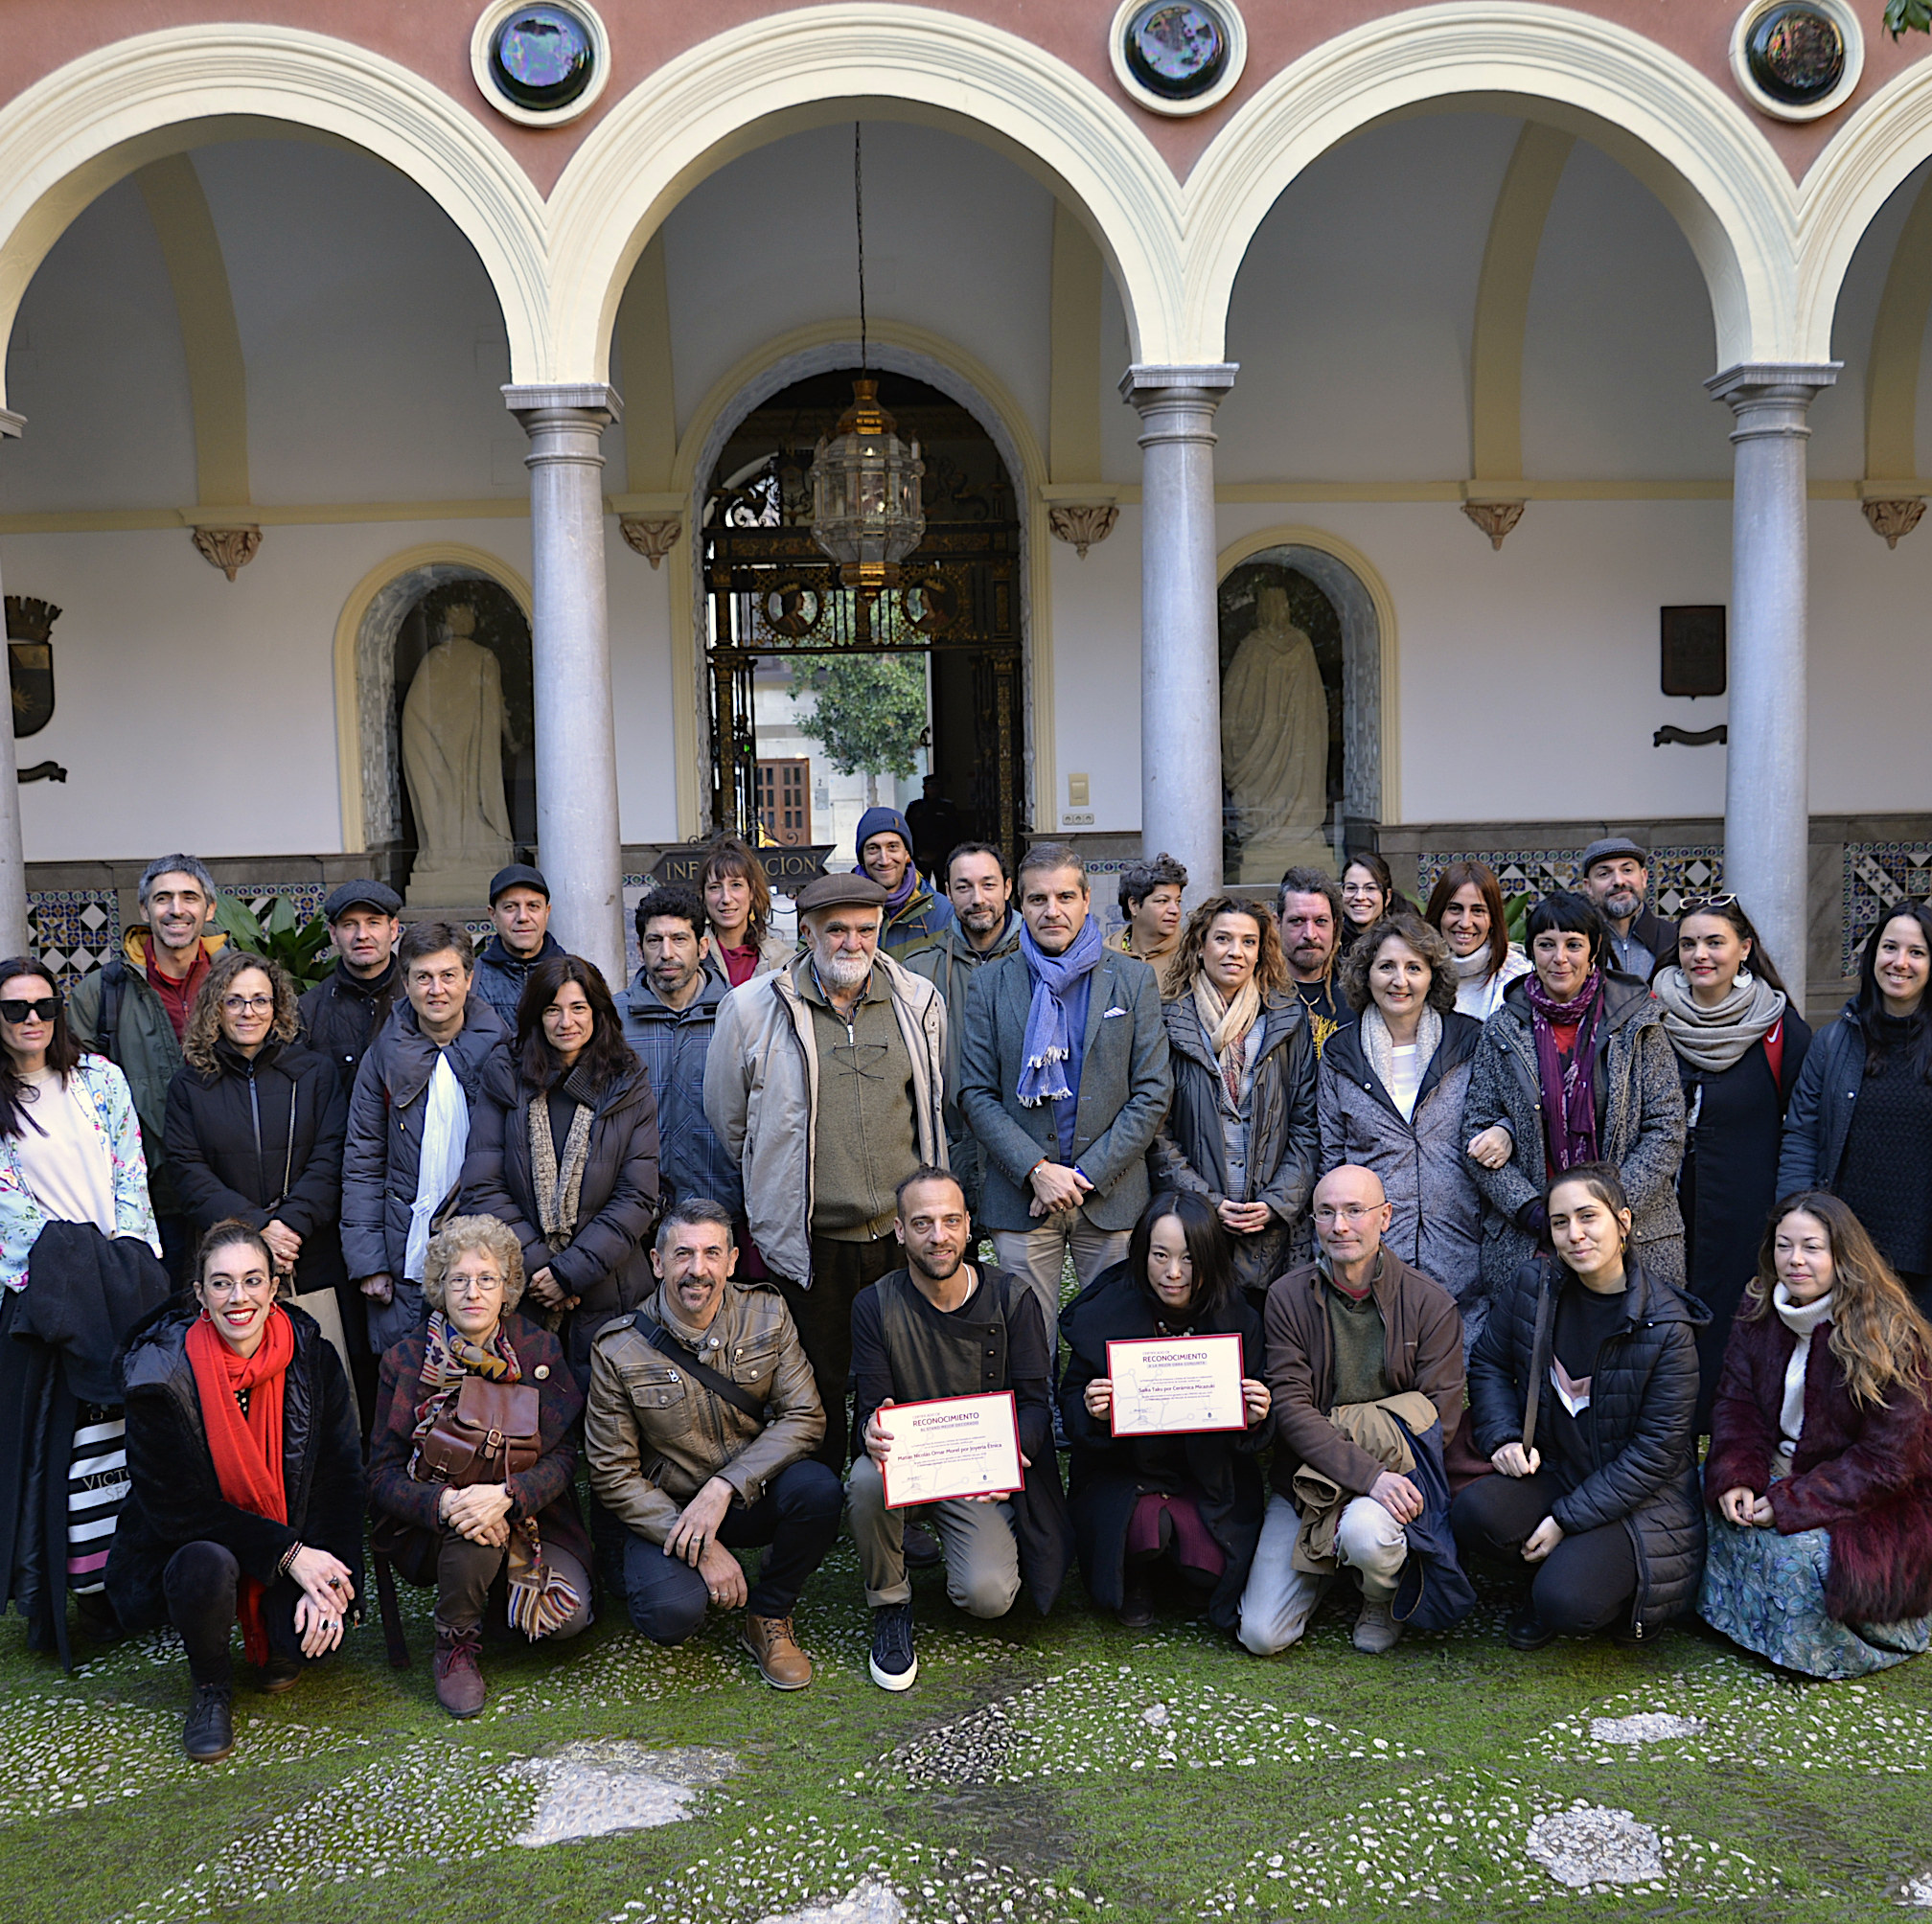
xmin=808 ymin=378 xmax=925 ymax=596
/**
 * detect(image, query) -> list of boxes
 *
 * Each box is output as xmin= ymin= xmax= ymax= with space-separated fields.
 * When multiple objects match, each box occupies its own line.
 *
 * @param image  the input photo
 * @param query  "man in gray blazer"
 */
xmin=958 ymin=842 xmax=1172 ymax=1350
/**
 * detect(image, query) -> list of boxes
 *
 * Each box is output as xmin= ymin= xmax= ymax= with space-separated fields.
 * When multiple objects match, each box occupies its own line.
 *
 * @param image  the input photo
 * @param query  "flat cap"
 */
xmin=1578 ymin=836 xmax=1650 ymax=878
xmin=794 ymin=871 xmax=889 ymax=915
xmin=489 ymin=863 xmax=550 ymax=905
xmin=322 ymin=880 xmax=402 ymax=921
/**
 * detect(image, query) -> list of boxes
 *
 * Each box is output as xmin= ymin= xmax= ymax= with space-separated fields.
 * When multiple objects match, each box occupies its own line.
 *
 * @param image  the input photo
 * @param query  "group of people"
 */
xmin=3 ymin=815 xmax=1930 ymax=1765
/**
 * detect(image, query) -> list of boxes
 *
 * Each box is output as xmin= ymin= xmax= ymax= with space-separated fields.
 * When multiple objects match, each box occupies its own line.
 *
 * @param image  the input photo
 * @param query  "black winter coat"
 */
xmin=299 ymin=959 xmax=402 ymax=1095
xmin=1777 ymin=999 xmax=1883 ymax=1202
xmin=106 ymin=1301 xmax=365 ymax=1636
xmin=1467 ymin=1255 xmax=1706 ymax=1636
xmin=460 ymin=1051 xmax=661 ymax=1371
xmin=1672 ymin=1009 xmax=1811 ymax=1420
xmin=1058 ymin=1264 xmax=1267 ymax=1629
xmin=1147 ymin=995 xmax=1318 ymax=1297
xmin=472 ymin=932 xmax=567 ymax=1032
xmin=164 ymin=1037 xmax=350 ymax=1294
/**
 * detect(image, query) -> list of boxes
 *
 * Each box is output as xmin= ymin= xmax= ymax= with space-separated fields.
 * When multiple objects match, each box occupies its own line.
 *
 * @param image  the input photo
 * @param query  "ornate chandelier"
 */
xmin=810 ymin=126 xmax=925 ymax=596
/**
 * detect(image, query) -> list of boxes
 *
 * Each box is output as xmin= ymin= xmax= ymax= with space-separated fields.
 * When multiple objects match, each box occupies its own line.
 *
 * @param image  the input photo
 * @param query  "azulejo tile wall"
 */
xmin=1415 ymin=847 xmax=1723 ymax=922
xmin=1842 ymin=842 xmax=1932 ymax=974
xmin=27 ymin=890 xmax=120 ymax=988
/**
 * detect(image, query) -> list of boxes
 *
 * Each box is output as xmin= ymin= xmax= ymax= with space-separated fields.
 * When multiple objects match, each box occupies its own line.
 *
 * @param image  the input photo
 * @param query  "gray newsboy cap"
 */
xmin=1578 ymin=836 xmax=1650 ymax=878
xmin=322 ymin=880 xmax=402 ymax=922
xmin=794 ymin=871 xmax=889 ymax=915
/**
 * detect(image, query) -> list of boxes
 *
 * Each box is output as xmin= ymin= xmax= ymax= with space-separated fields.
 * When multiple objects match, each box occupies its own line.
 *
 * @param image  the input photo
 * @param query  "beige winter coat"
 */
xmin=702 ymin=950 xmax=948 ymax=1286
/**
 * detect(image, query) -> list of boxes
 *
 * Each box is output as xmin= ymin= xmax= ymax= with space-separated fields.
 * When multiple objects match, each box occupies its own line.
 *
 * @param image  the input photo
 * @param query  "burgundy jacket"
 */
xmin=1705 ymin=1305 xmax=1932 ymax=1625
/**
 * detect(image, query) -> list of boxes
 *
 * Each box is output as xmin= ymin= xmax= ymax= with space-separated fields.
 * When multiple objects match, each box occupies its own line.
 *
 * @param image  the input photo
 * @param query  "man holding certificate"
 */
xmin=1237 ymin=1164 xmax=1469 ymax=1658
xmin=847 ymin=1168 xmax=1072 ymax=1691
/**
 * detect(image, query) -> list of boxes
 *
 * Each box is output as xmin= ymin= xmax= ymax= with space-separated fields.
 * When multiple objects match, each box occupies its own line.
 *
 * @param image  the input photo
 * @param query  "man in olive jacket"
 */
xmin=586 ymin=1201 xmax=842 ymax=1690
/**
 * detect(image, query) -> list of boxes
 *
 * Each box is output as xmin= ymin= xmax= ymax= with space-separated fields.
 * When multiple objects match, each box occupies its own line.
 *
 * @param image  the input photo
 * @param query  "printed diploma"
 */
xmin=879 ymin=1391 xmax=1024 ymax=1508
xmin=1106 ymin=1333 xmax=1247 ymax=1437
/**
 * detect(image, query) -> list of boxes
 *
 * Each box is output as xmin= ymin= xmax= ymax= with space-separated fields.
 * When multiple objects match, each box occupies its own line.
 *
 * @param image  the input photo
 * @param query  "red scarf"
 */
xmin=186 ymin=1306 xmax=295 ymax=1663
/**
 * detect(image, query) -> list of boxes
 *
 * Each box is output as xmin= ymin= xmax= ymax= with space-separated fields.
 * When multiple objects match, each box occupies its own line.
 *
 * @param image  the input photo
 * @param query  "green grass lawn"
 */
xmin=7 ymin=1530 xmax=1932 ymax=1924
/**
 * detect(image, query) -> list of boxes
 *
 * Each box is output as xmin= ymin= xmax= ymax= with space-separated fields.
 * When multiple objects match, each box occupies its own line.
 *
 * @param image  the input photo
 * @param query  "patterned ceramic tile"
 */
xmin=28 ymin=890 xmax=121 ymax=988
xmin=1417 ymin=846 xmax=1721 ymax=921
xmin=232 ymin=882 xmax=329 ymax=928
xmin=1842 ymin=842 xmax=1932 ymax=974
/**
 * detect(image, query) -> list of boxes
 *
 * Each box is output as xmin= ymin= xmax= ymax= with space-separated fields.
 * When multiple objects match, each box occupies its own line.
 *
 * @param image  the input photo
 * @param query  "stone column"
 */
xmin=1705 ymin=362 xmax=1838 ymax=1011
xmin=503 ymin=383 xmax=625 ymax=987
xmin=0 ymin=407 xmax=29 ymax=958
xmin=1119 ymin=364 xmax=1237 ymax=905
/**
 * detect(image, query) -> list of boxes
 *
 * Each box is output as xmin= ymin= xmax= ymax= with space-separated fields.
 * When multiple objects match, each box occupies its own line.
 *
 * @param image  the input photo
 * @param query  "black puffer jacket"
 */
xmin=299 ymin=959 xmax=402 ymax=1095
xmin=1147 ymin=995 xmax=1318 ymax=1296
xmin=106 ymin=1300 xmax=365 ymax=1635
xmin=163 ymin=1037 xmax=350 ymax=1294
xmin=1776 ymin=998 xmax=1868 ymax=1200
xmin=1468 ymin=1255 xmax=1706 ymax=1636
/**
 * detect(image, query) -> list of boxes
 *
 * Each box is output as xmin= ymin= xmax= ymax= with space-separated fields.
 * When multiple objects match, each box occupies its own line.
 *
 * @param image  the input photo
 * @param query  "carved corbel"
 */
xmin=1047 ymin=502 xmax=1119 ymax=559
xmin=1461 ymin=500 xmax=1526 ymax=550
xmin=1862 ymin=498 xmax=1925 ymax=548
xmin=192 ymin=526 xmax=263 ymax=580
xmin=620 ymin=515 xmax=682 ymax=568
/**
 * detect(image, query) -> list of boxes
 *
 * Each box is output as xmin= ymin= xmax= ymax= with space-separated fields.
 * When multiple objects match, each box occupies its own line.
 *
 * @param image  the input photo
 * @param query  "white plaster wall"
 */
xmin=1217 ymin=115 xmax=1519 ymax=483
xmin=1045 ymin=508 xmax=1142 ymax=833
xmin=606 ymin=522 xmax=680 ymax=843
xmin=660 ymin=121 xmax=1054 ymax=447
xmin=0 ymin=178 xmax=196 ymax=512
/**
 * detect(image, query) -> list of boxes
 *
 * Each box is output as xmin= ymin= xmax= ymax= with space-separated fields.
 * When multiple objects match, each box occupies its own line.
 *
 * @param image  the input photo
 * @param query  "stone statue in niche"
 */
xmin=1222 ymin=581 xmax=1329 ymax=882
xmin=401 ymin=602 xmax=516 ymax=905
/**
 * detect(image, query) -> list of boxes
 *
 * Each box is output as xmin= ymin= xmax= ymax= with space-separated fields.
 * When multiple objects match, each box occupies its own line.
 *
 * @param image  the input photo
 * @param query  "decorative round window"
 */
xmin=471 ymin=0 xmax=610 ymax=126
xmin=1110 ymin=0 xmax=1247 ymax=118
xmin=1730 ymin=0 xmax=1862 ymax=121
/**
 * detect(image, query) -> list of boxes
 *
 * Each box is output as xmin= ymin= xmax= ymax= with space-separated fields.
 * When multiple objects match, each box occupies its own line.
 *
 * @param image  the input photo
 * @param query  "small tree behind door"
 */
xmin=755 ymin=757 xmax=812 ymax=846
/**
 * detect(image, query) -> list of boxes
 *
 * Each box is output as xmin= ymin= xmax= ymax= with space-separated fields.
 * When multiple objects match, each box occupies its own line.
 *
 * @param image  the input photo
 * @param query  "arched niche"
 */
xmin=332 ymin=544 xmax=533 ymax=855
xmin=1216 ymin=530 xmax=1396 ymax=878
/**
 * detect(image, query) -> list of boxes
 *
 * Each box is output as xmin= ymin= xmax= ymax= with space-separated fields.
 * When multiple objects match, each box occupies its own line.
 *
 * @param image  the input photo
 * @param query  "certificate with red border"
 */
xmin=880 ymin=1391 xmax=1023 ymax=1509
xmin=1106 ymin=1333 xmax=1247 ymax=1437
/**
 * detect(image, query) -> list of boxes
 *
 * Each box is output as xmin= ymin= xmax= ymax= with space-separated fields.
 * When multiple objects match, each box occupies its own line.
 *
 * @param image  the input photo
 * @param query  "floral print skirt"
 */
xmin=1698 ymin=1511 xmax=1931 ymax=1680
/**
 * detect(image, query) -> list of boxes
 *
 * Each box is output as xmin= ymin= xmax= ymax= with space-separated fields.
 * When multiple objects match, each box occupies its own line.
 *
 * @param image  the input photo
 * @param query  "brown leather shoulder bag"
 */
xmin=416 ymin=1376 xmax=541 ymax=1486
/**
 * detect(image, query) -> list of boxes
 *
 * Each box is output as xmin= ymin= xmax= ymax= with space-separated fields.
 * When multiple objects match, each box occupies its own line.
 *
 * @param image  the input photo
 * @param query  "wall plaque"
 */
xmin=1660 ymin=606 xmax=1726 ymax=699
xmin=4 ymin=596 xmax=58 ymax=737
xmin=649 ymin=844 xmax=833 ymax=891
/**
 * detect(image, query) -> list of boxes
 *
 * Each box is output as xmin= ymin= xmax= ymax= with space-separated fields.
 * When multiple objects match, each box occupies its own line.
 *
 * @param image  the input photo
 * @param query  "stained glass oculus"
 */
xmin=488 ymin=6 xmax=598 ymax=112
xmin=1121 ymin=3 xmax=1231 ymax=102
xmin=1742 ymin=4 xmax=1846 ymax=106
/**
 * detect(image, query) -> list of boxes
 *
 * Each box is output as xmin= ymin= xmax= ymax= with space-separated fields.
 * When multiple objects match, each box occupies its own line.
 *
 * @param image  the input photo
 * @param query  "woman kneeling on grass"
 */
xmin=1700 ymin=1193 xmax=1932 ymax=1678
xmin=1451 ymin=1163 xmax=1705 ymax=1649
xmin=109 ymin=1221 xmax=362 ymax=1763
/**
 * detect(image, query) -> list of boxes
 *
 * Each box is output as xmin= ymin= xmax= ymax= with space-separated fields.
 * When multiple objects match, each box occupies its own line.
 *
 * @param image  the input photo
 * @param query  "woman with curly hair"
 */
xmin=164 ymin=949 xmax=349 ymax=1304
xmin=1318 ymin=912 xmax=1488 ymax=1344
xmin=1700 ymin=1193 xmax=1932 ymax=1678
xmin=1148 ymin=895 xmax=1319 ymax=1301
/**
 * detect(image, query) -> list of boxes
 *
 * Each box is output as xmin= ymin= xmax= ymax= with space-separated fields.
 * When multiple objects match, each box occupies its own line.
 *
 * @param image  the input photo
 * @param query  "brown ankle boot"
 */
xmin=740 ymin=1614 xmax=813 ymax=1689
xmin=432 ymin=1623 xmax=486 ymax=1718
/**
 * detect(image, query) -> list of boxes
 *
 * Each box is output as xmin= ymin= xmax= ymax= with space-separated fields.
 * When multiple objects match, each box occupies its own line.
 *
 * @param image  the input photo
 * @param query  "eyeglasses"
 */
xmin=0 ymin=998 xmax=58 ymax=1024
xmin=446 ymin=1272 xmax=505 ymax=1297
xmin=1314 ymin=1203 xmax=1381 ymax=1225
xmin=1679 ymin=893 xmax=1738 ymax=915
xmin=202 ymin=1272 xmax=275 ymax=1299
xmin=221 ymin=995 xmax=275 ymax=1016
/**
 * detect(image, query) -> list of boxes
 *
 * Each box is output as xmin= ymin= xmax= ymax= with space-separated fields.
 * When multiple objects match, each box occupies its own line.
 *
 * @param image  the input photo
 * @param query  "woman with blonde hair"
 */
xmin=1149 ymin=894 xmax=1319 ymax=1300
xmin=1701 ymin=1192 xmax=1932 ymax=1677
xmin=165 ymin=949 xmax=349 ymax=1303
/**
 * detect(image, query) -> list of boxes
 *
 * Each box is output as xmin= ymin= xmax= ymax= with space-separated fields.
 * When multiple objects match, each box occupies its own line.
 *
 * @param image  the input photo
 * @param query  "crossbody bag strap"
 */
xmin=1522 ymin=1265 xmax=1558 ymax=1457
xmin=641 ymin=1317 xmax=766 ymax=1423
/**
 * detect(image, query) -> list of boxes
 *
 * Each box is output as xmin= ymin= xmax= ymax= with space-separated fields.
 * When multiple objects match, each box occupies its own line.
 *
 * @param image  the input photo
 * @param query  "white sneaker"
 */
xmin=1352 ymin=1598 xmax=1402 ymax=1654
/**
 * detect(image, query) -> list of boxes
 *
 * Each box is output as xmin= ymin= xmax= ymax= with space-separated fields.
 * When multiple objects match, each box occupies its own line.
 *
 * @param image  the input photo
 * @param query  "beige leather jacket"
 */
xmin=585 ymin=1278 xmax=824 ymax=1545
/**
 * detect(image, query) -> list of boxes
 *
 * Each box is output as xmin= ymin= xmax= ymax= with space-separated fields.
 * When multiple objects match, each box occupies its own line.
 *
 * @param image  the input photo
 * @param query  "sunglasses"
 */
xmin=0 ymin=997 xmax=58 ymax=1024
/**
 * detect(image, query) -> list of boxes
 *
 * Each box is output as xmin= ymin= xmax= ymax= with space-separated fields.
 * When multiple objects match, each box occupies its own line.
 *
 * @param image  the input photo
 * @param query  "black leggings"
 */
xmin=163 ymin=1542 xmax=312 ymax=1685
xmin=1451 ymin=1471 xmax=1637 ymax=1637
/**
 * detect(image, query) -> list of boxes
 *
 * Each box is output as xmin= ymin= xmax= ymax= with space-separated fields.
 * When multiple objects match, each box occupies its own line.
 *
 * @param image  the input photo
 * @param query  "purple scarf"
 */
xmin=1525 ymin=966 xmax=1604 ymax=1174
xmin=855 ymin=806 xmax=919 ymax=915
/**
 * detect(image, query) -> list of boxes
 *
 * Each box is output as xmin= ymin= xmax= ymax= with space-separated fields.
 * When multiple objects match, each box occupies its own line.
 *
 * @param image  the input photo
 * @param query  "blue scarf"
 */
xmin=1017 ymin=915 xmax=1105 ymax=1107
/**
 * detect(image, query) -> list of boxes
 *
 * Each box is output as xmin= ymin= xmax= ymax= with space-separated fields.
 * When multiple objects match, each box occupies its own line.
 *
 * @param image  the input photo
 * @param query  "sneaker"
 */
xmin=432 ymin=1623 xmax=487 ymax=1718
xmin=741 ymin=1614 xmax=814 ymax=1690
xmin=868 ymin=1599 xmax=918 ymax=1692
xmin=259 ymin=1654 xmax=303 ymax=1694
xmin=1117 ymin=1562 xmax=1156 ymax=1630
xmin=183 ymin=1683 xmax=235 ymax=1763
xmin=1506 ymin=1606 xmax=1557 ymax=1652
xmin=1352 ymin=1598 xmax=1403 ymax=1654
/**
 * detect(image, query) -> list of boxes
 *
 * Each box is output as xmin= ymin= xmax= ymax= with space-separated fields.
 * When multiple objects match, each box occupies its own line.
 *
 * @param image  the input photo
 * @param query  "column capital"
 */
xmin=0 ymin=407 xmax=22 ymax=439
xmin=502 ymin=382 xmax=623 ymax=426
xmin=1704 ymin=362 xmax=1840 ymax=408
xmin=1118 ymin=363 xmax=1238 ymax=406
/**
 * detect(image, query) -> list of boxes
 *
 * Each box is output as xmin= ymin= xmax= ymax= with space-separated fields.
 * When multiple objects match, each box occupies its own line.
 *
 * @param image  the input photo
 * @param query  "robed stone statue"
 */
xmin=1222 ymin=582 xmax=1329 ymax=882
xmin=401 ymin=603 xmax=516 ymax=905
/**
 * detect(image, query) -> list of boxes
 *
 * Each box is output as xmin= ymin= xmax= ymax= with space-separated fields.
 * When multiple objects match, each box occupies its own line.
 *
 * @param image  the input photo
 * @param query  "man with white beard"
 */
xmin=705 ymin=871 xmax=949 ymax=1468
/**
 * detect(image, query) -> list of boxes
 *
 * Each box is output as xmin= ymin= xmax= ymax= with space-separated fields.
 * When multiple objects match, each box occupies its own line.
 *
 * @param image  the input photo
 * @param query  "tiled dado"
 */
xmin=28 ymin=882 xmax=334 ymax=989
xmin=1414 ymin=847 xmax=1723 ymax=922
xmin=1843 ymin=842 xmax=1932 ymax=975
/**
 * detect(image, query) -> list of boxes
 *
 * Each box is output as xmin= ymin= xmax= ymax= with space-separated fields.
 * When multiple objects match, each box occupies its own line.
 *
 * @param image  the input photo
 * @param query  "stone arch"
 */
xmin=547 ymin=5 xmax=1186 ymax=377
xmin=1216 ymin=528 xmax=1400 ymax=833
xmin=0 ymin=23 xmax=548 ymax=409
xmin=332 ymin=545 xmax=533 ymax=855
xmin=1185 ymin=1 xmax=1798 ymax=369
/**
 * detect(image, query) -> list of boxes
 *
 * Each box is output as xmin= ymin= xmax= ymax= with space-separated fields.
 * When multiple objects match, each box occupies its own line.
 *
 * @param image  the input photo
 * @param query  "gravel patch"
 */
xmin=758 ymin=1879 xmax=905 ymax=1924
xmin=509 ymin=1743 xmax=735 ymax=1846
xmin=1591 ymin=1712 xmax=1709 ymax=1746
xmin=1525 ymin=1805 xmax=1666 ymax=1887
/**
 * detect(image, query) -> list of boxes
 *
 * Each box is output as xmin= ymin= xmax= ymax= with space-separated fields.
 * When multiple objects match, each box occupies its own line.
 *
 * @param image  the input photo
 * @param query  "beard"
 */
xmin=909 ymin=1240 xmax=965 ymax=1285
xmin=1602 ymin=886 xmax=1643 ymax=919
xmin=814 ymin=947 xmax=873 ymax=991
xmin=958 ymin=901 xmax=1000 ymax=934
xmin=1289 ymin=940 xmax=1332 ymax=973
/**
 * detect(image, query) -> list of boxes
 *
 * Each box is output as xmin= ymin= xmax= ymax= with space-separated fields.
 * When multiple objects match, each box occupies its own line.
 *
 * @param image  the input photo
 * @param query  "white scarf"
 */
xmin=1360 ymin=1004 xmax=1442 ymax=1122
xmin=404 ymin=1051 xmax=470 ymax=1282
xmin=1772 ymin=1281 xmax=1835 ymax=1456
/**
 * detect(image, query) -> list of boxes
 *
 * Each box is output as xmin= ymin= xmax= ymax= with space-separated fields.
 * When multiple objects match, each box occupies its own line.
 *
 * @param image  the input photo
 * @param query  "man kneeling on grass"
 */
xmin=849 ymin=1167 xmax=1073 ymax=1690
xmin=586 ymin=1200 xmax=842 ymax=1688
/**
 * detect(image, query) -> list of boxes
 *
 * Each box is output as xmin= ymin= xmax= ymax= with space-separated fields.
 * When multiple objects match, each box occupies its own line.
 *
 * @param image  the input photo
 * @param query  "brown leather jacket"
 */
xmin=1263 ymin=1250 xmax=1466 ymax=1499
xmin=585 ymin=1279 xmax=824 ymax=1544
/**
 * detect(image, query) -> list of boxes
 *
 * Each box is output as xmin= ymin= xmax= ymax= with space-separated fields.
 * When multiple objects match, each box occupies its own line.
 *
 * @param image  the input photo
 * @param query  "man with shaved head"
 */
xmin=1238 ymin=1164 xmax=1466 ymax=1657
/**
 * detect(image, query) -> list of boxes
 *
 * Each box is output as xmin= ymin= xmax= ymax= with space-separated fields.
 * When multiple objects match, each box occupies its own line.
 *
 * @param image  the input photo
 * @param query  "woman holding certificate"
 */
xmin=1060 ymin=1193 xmax=1272 ymax=1630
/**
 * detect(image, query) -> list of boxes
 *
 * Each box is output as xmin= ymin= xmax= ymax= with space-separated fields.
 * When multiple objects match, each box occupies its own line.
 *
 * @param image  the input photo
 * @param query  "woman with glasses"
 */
xmin=1462 ymin=891 xmax=1688 ymax=1295
xmin=1338 ymin=853 xmax=1406 ymax=957
xmin=165 ymin=950 xmax=350 ymax=1306
xmin=461 ymin=953 xmax=659 ymax=1376
xmin=108 ymin=1221 xmax=361 ymax=1762
xmin=1424 ymin=859 xmax=1532 ymax=1020
xmin=0 ymin=958 xmax=163 ymax=1662
xmin=1651 ymin=896 xmax=1810 ymax=1416
xmin=368 ymin=1215 xmax=589 ymax=1718
xmin=1779 ymin=903 xmax=1932 ymax=1310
